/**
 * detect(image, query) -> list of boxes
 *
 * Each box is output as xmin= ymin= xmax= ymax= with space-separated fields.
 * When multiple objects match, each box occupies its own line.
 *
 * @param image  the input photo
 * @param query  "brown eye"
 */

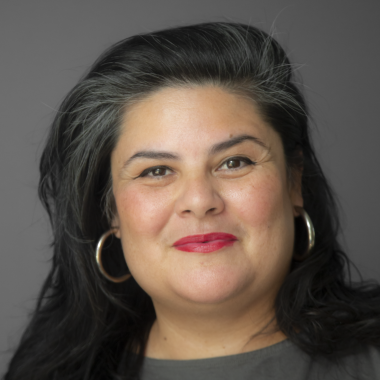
xmin=136 ymin=166 xmax=173 ymax=179
xmin=218 ymin=157 xmax=255 ymax=172
xmin=226 ymin=159 xmax=241 ymax=169
xmin=151 ymin=167 xmax=168 ymax=176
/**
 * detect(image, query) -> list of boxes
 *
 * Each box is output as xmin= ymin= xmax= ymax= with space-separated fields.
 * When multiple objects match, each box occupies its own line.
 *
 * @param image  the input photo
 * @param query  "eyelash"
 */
xmin=218 ymin=156 xmax=256 ymax=171
xmin=136 ymin=165 xmax=173 ymax=179
xmin=136 ymin=156 xmax=256 ymax=179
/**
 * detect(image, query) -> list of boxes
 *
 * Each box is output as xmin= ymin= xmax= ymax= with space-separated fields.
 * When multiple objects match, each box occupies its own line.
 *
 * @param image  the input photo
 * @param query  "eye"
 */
xmin=218 ymin=157 xmax=255 ymax=171
xmin=137 ymin=165 xmax=173 ymax=179
xmin=150 ymin=167 xmax=170 ymax=177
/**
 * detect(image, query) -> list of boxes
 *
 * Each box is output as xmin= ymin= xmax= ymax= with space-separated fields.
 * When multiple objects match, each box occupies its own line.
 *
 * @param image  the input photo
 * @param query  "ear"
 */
xmin=290 ymin=166 xmax=304 ymax=217
xmin=111 ymin=212 xmax=121 ymax=238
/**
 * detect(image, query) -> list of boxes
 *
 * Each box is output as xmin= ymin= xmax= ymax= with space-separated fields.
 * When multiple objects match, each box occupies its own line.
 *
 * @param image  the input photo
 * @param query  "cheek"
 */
xmin=227 ymin=171 xmax=295 ymax=290
xmin=115 ymin=185 xmax=173 ymax=238
xmin=225 ymin=168 xmax=295 ymax=275
xmin=225 ymin=171 xmax=290 ymax=231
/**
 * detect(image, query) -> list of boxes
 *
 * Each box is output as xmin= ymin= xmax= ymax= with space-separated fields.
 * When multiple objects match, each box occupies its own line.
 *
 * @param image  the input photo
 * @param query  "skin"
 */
xmin=111 ymin=86 xmax=303 ymax=360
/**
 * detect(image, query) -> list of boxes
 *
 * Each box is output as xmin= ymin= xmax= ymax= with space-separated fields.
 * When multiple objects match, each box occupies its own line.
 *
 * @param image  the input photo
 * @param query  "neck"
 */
xmin=145 ymin=298 xmax=287 ymax=360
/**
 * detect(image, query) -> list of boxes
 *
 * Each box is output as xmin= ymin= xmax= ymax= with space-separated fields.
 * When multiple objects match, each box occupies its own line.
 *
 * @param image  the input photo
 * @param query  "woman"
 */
xmin=4 ymin=22 xmax=380 ymax=380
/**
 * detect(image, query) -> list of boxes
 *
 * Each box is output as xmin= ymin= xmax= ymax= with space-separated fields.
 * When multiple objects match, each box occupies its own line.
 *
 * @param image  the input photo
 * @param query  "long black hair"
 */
xmin=5 ymin=22 xmax=380 ymax=380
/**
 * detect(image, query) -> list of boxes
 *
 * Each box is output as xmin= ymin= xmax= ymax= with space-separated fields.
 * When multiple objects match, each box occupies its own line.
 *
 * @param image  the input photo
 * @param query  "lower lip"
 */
xmin=174 ymin=240 xmax=236 ymax=253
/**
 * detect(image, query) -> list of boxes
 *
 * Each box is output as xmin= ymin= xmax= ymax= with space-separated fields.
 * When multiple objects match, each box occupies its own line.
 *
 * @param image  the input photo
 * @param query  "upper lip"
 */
xmin=173 ymin=233 xmax=238 ymax=246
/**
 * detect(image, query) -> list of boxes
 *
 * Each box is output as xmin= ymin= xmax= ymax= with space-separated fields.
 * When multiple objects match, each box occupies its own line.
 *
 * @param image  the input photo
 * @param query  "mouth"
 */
xmin=173 ymin=233 xmax=238 ymax=253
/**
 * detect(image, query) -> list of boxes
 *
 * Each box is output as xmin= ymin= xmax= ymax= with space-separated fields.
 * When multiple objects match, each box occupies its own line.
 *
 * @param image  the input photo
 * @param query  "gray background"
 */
xmin=1 ymin=0 xmax=379 ymax=374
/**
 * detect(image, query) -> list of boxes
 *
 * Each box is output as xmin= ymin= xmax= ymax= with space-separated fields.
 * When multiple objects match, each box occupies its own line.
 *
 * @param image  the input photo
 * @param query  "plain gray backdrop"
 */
xmin=1 ymin=0 xmax=379 ymax=374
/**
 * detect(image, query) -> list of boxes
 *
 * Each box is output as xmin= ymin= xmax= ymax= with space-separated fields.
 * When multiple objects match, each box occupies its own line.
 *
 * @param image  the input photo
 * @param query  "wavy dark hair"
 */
xmin=5 ymin=22 xmax=380 ymax=380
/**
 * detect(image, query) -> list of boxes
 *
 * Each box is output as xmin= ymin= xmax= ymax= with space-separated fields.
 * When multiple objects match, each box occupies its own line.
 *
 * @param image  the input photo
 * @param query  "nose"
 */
xmin=175 ymin=174 xmax=225 ymax=219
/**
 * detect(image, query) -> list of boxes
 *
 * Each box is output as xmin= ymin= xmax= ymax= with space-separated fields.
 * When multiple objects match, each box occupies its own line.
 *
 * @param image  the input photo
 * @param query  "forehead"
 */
xmin=116 ymin=86 xmax=281 ymax=154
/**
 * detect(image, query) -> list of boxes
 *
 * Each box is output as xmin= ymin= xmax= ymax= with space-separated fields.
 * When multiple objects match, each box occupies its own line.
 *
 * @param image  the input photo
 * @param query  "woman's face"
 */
xmin=111 ymin=86 xmax=303 ymax=310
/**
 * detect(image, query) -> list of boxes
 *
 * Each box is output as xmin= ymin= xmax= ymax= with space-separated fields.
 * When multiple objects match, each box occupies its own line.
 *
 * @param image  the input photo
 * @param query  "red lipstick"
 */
xmin=173 ymin=233 xmax=237 ymax=253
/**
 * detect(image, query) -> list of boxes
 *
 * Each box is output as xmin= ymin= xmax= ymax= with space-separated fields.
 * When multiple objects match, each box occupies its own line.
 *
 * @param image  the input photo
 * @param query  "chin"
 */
xmin=170 ymin=266 xmax=249 ymax=305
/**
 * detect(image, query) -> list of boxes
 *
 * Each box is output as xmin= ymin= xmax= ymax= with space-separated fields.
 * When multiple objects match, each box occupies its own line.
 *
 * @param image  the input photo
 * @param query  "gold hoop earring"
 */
xmin=96 ymin=228 xmax=131 ymax=283
xmin=293 ymin=206 xmax=315 ymax=261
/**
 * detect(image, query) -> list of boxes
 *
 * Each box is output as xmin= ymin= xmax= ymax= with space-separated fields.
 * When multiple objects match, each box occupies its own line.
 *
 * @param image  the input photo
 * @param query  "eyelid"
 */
xmin=217 ymin=156 xmax=256 ymax=170
xmin=134 ymin=156 xmax=255 ymax=179
xmin=134 ymin=165 xmax=173 ymax=179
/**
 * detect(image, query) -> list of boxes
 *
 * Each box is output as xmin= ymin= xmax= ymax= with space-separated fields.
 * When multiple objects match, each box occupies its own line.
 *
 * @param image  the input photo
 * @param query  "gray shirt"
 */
xmin=140 ymin=339 xmax=380 ymax=380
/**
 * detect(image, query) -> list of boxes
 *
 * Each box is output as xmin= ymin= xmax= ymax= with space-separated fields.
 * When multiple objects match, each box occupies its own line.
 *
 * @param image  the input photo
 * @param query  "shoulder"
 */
xmin=338 ymin=345 xmax=380 ymax=379
xmin=299 ymin=344 xmax=380 ymax=380
xmin=249 ymin=340 xmax=380 ymax=380
xmin=139 ymin=341 xmax=380 ymax=380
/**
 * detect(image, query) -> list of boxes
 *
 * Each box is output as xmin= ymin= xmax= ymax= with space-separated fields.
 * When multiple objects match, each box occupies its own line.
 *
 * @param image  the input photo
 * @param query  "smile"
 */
xmin=173 ymin=233 xmax=237 ymax=253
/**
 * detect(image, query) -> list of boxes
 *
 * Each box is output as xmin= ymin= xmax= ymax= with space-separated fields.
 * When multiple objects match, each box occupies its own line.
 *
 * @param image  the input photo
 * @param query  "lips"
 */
xmin=173 ymin=233 xmax=237 ymax=253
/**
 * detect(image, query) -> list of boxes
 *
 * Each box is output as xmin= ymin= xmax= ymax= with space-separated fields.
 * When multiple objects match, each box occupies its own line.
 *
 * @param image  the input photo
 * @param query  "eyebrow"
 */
xmin=209 ymin=134 xmax=268 ymax=155
xmin=123 ymin=151 xmax=179 ymax=169
xmin=122 ymin=134 xmax=268 ymax=169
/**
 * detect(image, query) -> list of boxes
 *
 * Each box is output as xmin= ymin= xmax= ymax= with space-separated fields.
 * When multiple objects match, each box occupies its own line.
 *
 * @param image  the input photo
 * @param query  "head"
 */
xmin=39 ymin=22 xmax=341 ymax=345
